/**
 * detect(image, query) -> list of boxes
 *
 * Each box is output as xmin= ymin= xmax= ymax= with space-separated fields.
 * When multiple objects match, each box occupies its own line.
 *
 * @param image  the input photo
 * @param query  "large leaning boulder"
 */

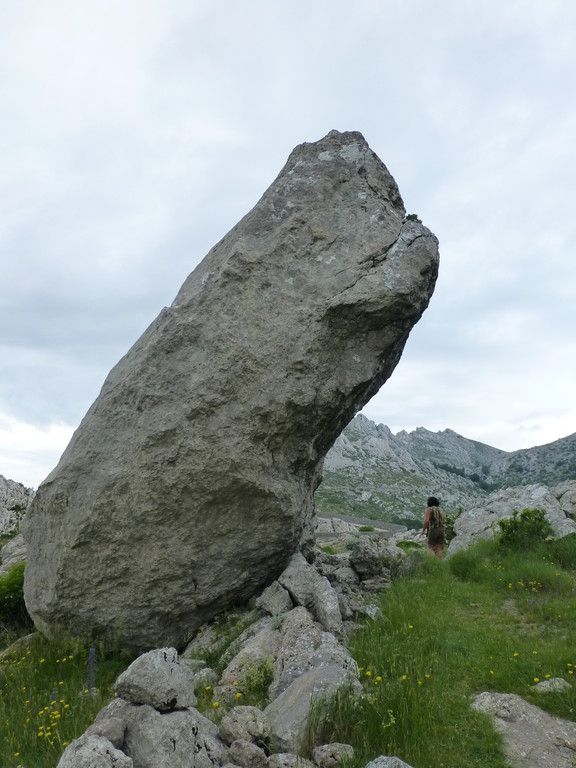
xmin=23 ymin=129 xmax=439 ymax=651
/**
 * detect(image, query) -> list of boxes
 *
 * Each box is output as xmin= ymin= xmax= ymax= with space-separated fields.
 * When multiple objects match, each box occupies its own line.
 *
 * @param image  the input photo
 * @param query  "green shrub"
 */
xmin=240 ymin=657 xmax=274 ymax=709
xmin=396 ymin=540 xmax=423 ymax=553
xmin=444 ymin=509 xmax=459 ymax=544
xmin=358 ymin=525 xmax=375 ymax=532
xmin=497 ymin=508 xmax=554 ymax=551
xmin=0 ymin=562 xmax=31 ymax=627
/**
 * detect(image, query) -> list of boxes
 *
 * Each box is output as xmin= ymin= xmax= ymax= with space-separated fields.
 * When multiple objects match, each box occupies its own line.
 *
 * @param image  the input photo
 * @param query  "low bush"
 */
xmin=497 ymin=508 xmax=553 ymax=551
xmin=0 ymin=562 xmax=32 ymax=630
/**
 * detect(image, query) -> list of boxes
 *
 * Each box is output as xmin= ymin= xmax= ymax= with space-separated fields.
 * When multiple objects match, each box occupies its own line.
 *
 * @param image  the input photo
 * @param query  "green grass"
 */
xmin=0 ymin=635 xmax=134 ymax=768
xmin=312 ymin=536 xmax=576 ymax=768
xmin=3 ymin=530 xmax=576 ymax=767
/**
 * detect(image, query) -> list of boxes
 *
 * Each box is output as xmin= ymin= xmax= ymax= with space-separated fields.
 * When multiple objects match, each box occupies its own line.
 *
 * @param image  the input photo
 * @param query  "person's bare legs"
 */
xmin=428 ymin=542 xmax=443 ymax=559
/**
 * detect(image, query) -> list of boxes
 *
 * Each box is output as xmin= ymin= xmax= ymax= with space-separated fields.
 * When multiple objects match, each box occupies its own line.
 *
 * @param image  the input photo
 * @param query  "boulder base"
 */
xmin=23 ymin=130 xmax=438 ymax=650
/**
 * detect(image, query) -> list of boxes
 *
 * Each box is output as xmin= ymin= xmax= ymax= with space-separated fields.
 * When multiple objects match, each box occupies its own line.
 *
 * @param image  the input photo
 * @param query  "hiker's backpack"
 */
xmin=429 ymin=506 xmax=446 ymax=528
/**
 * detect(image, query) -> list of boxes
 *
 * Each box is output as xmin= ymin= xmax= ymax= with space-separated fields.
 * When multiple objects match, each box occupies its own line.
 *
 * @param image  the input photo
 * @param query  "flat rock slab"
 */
xmin=472 ymin=691 xmax=576 ymax=768
xmin=23 ymin=129 xmax=439 ymax=651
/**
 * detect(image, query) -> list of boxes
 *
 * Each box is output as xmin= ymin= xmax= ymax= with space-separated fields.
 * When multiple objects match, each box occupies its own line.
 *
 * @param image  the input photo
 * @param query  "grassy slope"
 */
xmin=313 ymin=534 xmax=576 ymax=768
xmin=0 ymin=635 xmax=133 ymax=768
xmin=2 ymin=535 xmax=576 ymax=768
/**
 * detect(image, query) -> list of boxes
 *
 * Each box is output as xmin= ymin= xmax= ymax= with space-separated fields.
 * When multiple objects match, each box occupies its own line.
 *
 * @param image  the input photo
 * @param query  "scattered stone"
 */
xmin=182 ymin=609 xmax=260 ymax=661
xmin=312 ymin=742 xmax=354 ymax=768
xmin=217 ymin=617 xmax=281 ymax=698
xmin=0 ymin=632 xmax=39 ymax=662
xmin=255 ymin=581 xmax=293 ymax=616
xmin=363 ymin=604 xmax=382 ymax=620
xmin=472 ymin=691 xmax=576 ymax=768
xmin=86 ymin=711 xmax=126 ymax=750
xmin=57 ymin=733 xmax=133 ymax=768
xmin=532 ymin=677 xmax=572 ymax=693
xmin=0 ymin=533 xmax=26 ymax=576
xmin=182 ymin=624 xmax=222 ymax=658
xmin=182 ymin=657 xmax=208 ymax=673
xmin=268 ymin=754 xmax=316 ymax=768
xmin=364 ymin=758 xmax=414 ymax=768
xmin=277 ymin=553 xmax=342 ymax=634
xmin=376 ymin=541 xmax=405 ymax=573
xmin=218 ymin=706 xmax=271 ymax=746
xmin=22 ymin=129 xmax=439 ymax=651
xmin=316 ymin=517 xmax=359 ymax=534
xmin=113 ymin=648 xmax=197 ymax=710
xmin=227 ymin=739 xmax=268 ymax=768
xmin=195 ymin=666 xmax=219 ymax=690
xmin=121 ymin=703 xmax=226 ymax=768
xmin=349 ymin=538 xmax=382 ymax=578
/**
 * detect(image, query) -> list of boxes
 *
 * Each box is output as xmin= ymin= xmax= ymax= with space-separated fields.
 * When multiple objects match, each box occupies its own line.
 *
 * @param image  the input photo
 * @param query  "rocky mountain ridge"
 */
xmin=0 ymin=475 xmax=34 ymax=536
xmin=316 ymin=414 xmax=576 ymax=527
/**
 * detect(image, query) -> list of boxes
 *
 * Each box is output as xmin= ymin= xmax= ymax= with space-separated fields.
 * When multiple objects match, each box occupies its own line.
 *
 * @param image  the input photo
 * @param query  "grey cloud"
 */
xmin=2 ymin=0 xmax=576 ymax=486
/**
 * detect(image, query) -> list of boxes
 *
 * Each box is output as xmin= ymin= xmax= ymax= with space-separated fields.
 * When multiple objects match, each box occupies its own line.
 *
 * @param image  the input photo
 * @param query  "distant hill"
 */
xmin=314 ymin=414 xmax=576 ymax=528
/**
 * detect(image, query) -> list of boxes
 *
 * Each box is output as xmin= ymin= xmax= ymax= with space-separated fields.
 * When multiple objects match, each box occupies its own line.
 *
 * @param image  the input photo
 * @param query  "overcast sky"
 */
xmin=2 ymin=0 xmax=576 ymax=488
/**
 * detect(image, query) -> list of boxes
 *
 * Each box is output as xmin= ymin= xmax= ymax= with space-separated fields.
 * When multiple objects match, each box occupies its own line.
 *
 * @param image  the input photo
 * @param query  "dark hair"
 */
xmin=427 ymin=496 xmax=439 ymax=507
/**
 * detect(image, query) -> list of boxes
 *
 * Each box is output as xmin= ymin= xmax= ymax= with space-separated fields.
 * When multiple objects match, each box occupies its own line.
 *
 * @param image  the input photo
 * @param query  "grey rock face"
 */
xmin=268 ymin=607 xmax=358 ymax=701
xmin=349 ymin=537 xmax=382 ymax=578
xmin=447 ymin=483 xmax=576 ymax=556
xmin=255 ymin=581 xmax=293 ymax=616
xmin=218 ymin=706 xmax=271 ymax=746
xmin=0 ymin=474 xmax=33 ymax=536
xmin=227 ymin=739 xmax=268 ymax=768
xmin=312 ymin=743 xmax=355 ymax=768
xmin=121 ymin=704 xmax=226 ymax=768
xmin=277 ymin=553 xmax=342 ymax=634
xmin=58 ymin=733 xmax=133 ymax=768
xmin=0 ymin=533 xmax=26 ymax=576
xmin=216 ymin=618 xmax=282 ymax=702
xmin=553 ymin=480 xmax=576 ymax=519
xmin=265 ymin=665 xmax=359 ymax=753
xmin=23 ymin=129 xmax=439 ymax=651
xmin=472 ymin=691 xmax=576 ymax=768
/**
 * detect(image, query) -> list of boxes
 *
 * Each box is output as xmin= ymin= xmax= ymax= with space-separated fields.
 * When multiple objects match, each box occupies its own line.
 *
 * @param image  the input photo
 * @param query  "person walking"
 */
xmin=420 ymin=496 xmax=446 ymax=558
